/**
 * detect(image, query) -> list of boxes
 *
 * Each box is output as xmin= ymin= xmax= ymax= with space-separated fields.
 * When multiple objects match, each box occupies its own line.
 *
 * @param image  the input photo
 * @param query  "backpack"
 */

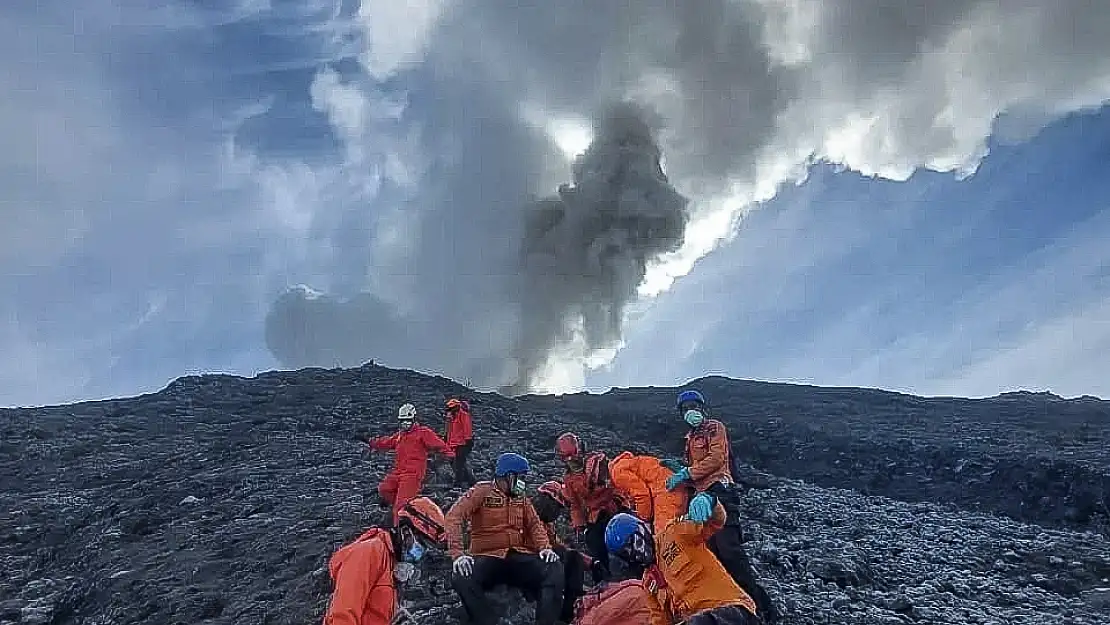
xmin=571 ymin=578 xmax=654 ymax=625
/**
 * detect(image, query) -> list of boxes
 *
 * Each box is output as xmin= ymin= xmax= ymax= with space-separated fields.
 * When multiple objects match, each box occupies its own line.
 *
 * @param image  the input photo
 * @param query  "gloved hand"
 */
xmin=539 ymin=548 xmax=559 ymax=563
xmin=452 ymin=554 xmax=474 ymax=577
xmin=665 ymin=468 xmax=691 ymax=491
xmin=659 ymin=458 xmax=687 ymax=473
xmin=687 ymin=492 xmax=714 ymax=523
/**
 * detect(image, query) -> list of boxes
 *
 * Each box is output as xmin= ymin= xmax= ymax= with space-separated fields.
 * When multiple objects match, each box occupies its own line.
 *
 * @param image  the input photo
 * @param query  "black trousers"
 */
xmin=687 ymin=604 xmax=765 ymax=625
xmin=582 ymin=510 xmax=617 ymax=582
xmin=706 ymin=483 xmax=779 ymax=624
xmin=451 ymin=551 xmax=564 ymax=625
xmin=452 ymin=441 xmax=477 ymax=486
xmin=552 ymin=546 xmax=589 ymax=622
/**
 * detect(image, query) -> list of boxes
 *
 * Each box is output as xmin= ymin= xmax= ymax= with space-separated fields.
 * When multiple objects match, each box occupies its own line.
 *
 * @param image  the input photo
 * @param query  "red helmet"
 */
xmin=397 ymin=497 xmax=447 ymax=545
xmin=537 ymin=480 xmax=569 ymax=508
xmin=445 ymin=398 xmax=463 ymax=411
xmin=585 ymin=452 xmax=610 ymax=490
xmin=555 ymin=432 xmax=584 ymax=460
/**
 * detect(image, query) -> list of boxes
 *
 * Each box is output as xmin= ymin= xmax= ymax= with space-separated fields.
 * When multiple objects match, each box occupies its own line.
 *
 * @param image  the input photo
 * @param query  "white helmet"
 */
xmin=398 ymin=403 xmax=417 ymax=420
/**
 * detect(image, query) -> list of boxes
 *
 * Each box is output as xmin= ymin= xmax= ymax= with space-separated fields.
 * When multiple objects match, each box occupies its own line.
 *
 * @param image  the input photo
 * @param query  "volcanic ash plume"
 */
xmin=507 ymin=102 xmax=690 ymax=394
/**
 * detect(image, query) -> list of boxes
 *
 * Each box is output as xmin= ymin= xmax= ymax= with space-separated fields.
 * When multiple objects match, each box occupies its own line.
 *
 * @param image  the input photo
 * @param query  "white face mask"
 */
xmin=683 ymin=409 xmax=704 ymax=428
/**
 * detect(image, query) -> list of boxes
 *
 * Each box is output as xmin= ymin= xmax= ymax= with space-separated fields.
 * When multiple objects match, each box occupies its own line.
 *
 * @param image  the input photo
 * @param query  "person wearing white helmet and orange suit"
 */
xmin=367 ymin=403 xmax=454 ymax=525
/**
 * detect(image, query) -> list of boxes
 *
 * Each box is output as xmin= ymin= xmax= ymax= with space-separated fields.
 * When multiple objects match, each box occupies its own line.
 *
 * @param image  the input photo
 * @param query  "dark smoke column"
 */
xmin=507 ymin=101 xmax=691 ymax=395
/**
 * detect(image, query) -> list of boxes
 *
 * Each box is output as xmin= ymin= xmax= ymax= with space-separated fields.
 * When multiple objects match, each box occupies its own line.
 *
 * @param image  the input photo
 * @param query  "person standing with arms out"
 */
xmin=446 ymin=452 xmax=564 ymax=625
xmin=443 ymin=398 xmax=476 ymax=486
xmin=322 ymin=496 xmax=448 ymax=625
xmin=367 ymin=403 xmax=454 ymax=525
xmin=664 ymin=389 xmax=779 ymax=623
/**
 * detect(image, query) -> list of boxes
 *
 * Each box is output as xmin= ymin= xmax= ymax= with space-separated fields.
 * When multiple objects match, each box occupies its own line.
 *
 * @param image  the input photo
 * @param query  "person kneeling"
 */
xmin=322 ymin=496 xmax=447 ymax=625
xmin=445 ymin=453 xmax=564 ymax=625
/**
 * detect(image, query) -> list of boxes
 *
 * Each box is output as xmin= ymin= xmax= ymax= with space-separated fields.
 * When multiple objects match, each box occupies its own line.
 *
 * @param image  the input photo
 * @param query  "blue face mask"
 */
xmin=683 ymin=409 xmax=704 ymax=428
xmin=404 ymin=539 xmax=426 ymax=563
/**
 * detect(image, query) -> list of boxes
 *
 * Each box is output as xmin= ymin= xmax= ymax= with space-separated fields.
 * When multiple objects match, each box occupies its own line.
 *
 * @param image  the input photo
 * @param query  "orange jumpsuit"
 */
xmin=445 ymin=404 xmax=473 ymax=449
xmin=607 ymin=452 xmax=686 ymax=534
xmin=641 ymin=503 xmax=758 ymax=623
xmin=322 ymin=528 xmax=397 ymax=625
xmin=684 ymin=419 xmax=734 ymax=492
xmin=563 ymin=451 xmax=626 ymax=530
xmin=369 ymin=425 xmax=453 ymax=523
xmin=571 ymin=578 xmax=657 ymax=625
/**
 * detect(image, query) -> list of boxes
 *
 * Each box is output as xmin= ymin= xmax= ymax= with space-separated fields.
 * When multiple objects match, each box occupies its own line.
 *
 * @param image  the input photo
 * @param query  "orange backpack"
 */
xmin=571 ymin=578 xmax=654 ymax=625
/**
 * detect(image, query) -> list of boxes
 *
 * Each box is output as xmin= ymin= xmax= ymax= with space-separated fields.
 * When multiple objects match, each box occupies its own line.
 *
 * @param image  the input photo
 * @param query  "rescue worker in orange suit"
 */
xmin=531 ymin=480 xmax=605 ymax=621
xmin=664 ymin=389 xmax=779 ymax=623
xmin=367 ymin=403 xmax=454 ymax=525
xmin=604 ymin=507 xmax=765 ymax=625
xmin=322 ymin=496 xmax=448 ymax=625
xmin=555 ymin=432 xmax=629 ymax=581
xmin=605 ymin=450 xmax=689 ymax=580
xmin=446 ymin=453 xmax=564 ymax=625
xmin=443 ymin=398 xmax=476 ymax=486
xmin=568 ymin=576 xmax=655 ymax=625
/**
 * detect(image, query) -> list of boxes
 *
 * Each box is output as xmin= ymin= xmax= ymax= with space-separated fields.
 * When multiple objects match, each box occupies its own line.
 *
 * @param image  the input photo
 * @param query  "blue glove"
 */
xmin=687 ymin=492 xmax=714 ymax=522
xmin=665 ymin=467 xmax=690 ymax=491
xmin=659 ymin=458 xmax=687 ymax=473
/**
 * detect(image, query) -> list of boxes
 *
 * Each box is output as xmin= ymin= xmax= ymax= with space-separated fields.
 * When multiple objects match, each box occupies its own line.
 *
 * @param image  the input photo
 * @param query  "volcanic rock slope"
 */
xmin=2 ymin=363 xmax=1110 ymax=625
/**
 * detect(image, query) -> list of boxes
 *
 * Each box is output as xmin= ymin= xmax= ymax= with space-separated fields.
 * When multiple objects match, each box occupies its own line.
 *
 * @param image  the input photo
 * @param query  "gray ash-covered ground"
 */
xmin=2 ymin=363 xmax=1109 ymax=624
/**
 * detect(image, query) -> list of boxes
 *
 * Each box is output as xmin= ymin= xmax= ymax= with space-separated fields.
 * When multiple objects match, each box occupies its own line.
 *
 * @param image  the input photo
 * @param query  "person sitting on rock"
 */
xmin=663 ymin=389 xmax=779 ymax=622
xmin=367 ymin=403 xmax=454 ymax=525
xmin=555 ymin=432 xmax=629 ymax=580
xmin=445 ymin=452 xmax=564 ymax=625
xmin=604 ymin=509 xmax=763 ymax=625
xmin=322 ymin=496 xmax=447 ymax=625
xmin=531 ymin=479 xmax=604 ymax=621
xmin=443 ymin=398 xmax=477 ymax=487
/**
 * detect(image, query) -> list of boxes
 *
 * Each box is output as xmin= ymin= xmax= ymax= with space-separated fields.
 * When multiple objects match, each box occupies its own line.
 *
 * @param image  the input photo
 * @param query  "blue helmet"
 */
xmin=604 ymin=512 xmax=648 ymax=553
xmin=494 ymin=452 xmax=531 ymax=477
xmin=676 ymin=389 xmax=706 ymax=410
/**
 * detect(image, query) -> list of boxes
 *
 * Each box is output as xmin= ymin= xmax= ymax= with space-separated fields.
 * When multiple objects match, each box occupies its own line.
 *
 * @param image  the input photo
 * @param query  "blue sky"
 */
xmin=3 ymin=1 xmax=1110 ymax=407
xmin=588 ymin=109 xmax=1110 ymax=399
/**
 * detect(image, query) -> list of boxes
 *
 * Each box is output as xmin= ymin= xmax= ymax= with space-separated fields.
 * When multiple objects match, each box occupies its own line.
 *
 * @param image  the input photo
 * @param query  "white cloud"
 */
xmin=356 ymin=0 xmax=452 ymax=80
xmin=7 ymin=0 xmax=1110 ymax=405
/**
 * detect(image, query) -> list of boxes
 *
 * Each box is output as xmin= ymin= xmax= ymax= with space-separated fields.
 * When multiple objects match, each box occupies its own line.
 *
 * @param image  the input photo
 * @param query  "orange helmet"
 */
xmin=585 ymin=452 xmax=610 ymax=490
xmin=537 ymin=480 xmax=569 ymax=508
xmin=555 ymin=432 xmax=584 ymax=460
xmin=446 ymin=398 xmax=463 ymax=411
xmin=397 ymin=497 xmax=447 ymax=545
